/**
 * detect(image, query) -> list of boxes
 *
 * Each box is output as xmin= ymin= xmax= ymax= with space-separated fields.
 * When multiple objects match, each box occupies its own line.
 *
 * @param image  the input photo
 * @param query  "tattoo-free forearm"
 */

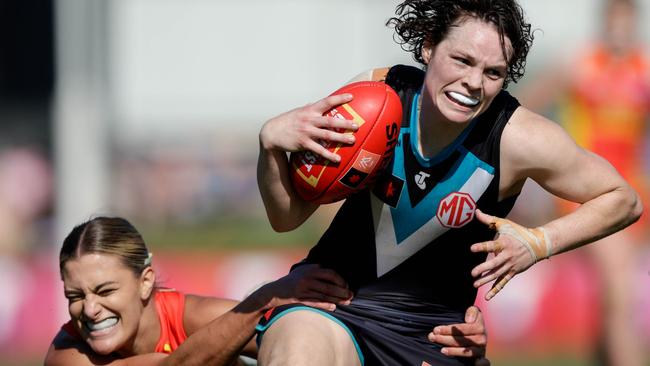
xmin=161 ymin=297 xmax=265 ymax=366
xmin=257 ymin=139 xmax=316 ymax=232
xmin=543 ymin=185 xmax=642 ymax=256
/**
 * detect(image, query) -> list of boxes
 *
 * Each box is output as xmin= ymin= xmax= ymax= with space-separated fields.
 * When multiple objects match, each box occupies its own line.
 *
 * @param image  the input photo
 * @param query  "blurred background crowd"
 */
xmin=1 ymin=0 xmax=649 ymax=365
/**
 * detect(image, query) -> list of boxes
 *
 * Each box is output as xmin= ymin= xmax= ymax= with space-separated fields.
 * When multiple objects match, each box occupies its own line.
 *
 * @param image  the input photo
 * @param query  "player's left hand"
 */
xmin=428 ymin=306 xmax=489 ymax=364
xmin=470 ymin=209 xmax=552 ymax=300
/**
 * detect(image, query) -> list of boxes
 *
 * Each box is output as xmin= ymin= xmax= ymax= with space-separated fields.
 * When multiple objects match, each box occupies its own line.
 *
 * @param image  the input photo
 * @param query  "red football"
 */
xmin=290 ymin=81 xmax=402 ymax=204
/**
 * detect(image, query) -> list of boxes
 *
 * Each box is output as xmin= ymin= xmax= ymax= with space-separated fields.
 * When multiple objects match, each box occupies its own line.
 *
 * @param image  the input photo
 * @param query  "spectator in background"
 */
xmin=519 ymin=0 xmax=650 ymax=364
xmin=0 ymin=147 xmax=53 ymax=346
xmin=0 ymin=147 xmax=53 ymax=254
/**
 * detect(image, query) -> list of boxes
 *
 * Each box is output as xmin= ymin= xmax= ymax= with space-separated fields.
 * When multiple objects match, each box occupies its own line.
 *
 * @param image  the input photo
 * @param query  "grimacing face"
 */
xmin=421 ymin=17 xmax=512 ymax=125
xmin=62 ymin=253 xmax=154 ymax=355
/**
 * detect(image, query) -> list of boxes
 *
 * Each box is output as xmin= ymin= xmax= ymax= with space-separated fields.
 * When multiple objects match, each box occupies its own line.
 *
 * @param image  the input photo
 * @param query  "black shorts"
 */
xmin=256 ymin=299 xmax=474 ymax=366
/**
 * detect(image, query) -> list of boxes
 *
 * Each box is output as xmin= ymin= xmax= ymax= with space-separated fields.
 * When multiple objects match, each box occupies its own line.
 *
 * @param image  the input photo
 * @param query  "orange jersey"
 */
xmin=152 ymin=289 xmax=187 ymax=353
xmin=563 ymin=44 xmax=650 ymax=180
xmin=558 ymin=45 xmax=650 ymax=232
xmin=61 ymin=289 xmax=188 ymax=354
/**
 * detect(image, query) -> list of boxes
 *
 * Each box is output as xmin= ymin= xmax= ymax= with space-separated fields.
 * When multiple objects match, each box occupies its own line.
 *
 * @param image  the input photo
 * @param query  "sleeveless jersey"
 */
xmin=153 ymin=289 xmax=188 ymax=353
xmin=260 ymin=65 xmax=523 ymax=365
xmin=304 ymin=65 xmax=521 ymax=311
xmin=61 ymin=289 xmax=188 ymax=354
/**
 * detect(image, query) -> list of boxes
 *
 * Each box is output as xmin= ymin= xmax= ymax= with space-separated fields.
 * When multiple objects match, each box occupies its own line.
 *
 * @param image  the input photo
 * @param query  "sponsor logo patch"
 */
xmin=414 ymin=171 xmax=431 ymax=190
xmin=372 ymin=174 xmax=404 ymax=208
xmin=353 ymin=149 xmax=381 ymax=173
xmin=437 ymin=192 xmax=476 ymax=228
xmin=340 ymin=167 xmax=369 ymax=188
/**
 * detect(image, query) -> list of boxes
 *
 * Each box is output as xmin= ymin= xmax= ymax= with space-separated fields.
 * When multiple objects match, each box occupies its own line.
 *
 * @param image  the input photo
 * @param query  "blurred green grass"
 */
xmin=491 ymin=355 xmax=588 ymax=366
xmin=139 ymin=214 xmax=326 ymax=251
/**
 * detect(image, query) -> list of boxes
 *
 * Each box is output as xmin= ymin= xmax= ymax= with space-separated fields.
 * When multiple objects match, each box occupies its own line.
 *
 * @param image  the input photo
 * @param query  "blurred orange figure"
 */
xmin=521 ymin=0 xmax=650 ymax=364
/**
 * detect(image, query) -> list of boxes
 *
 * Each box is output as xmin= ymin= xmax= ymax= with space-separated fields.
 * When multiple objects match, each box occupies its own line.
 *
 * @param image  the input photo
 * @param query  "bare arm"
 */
xmin=505 ymin=107 xmax=642 ymax=250
xmin=44 ymin=330 xmax=167 ymax=366
xmin=159 ymin=295 xmax=264 ymax=366
xmin=257 ymin=94 xmax=359 ymax=231
xmin=471 ymin=107 xmax=642 ymax=299
xmin=162 ymin=264 xmax=352 ymax=365
xmin=181 ymin=295 xmax=258 ymax=356
xmin=257 ymin=68 xmax=390 ymax=232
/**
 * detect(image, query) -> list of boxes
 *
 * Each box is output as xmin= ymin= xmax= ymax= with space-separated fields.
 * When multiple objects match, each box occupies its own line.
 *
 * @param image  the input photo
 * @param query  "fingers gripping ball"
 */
xmin=290 ymin=81 xmax=402 ymax=203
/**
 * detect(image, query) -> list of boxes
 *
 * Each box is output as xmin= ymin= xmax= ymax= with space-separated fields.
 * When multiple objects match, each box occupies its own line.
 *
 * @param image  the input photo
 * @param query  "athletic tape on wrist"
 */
xmin=495 ymin=222 xmax=552 ymax=262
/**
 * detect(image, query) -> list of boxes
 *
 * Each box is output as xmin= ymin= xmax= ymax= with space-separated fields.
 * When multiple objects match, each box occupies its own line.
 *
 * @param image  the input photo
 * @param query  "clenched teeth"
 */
xmin=86 ymin=317 xmax=118 ymax=331
xmin=447 ymin=91 xmax=480 ymax=107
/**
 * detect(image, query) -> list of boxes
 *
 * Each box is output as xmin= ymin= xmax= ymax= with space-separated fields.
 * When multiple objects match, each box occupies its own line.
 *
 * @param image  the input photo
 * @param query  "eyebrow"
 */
xmin=455 ymin=50 xmax=508 ymax=69
xmin=65 ymin=281 xmax=119 ymax=294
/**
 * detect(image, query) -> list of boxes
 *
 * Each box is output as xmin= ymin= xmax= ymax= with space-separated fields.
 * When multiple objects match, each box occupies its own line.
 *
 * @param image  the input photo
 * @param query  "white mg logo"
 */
xmin=437 ymin=192 xmax=476 ymax=228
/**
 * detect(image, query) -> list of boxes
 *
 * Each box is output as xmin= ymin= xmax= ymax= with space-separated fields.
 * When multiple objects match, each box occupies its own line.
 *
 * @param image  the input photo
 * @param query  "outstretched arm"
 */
xmin=162 ymin=264 xmax=352 ymax=365
xmin=471 ymin=107 xmax=642 ymax=300
xmin=507 ymin=108 xmax=641 ymax=248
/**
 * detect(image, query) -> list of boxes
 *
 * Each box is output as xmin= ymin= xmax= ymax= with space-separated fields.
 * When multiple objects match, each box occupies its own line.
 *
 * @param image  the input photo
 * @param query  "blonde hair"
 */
xmin=59 ymin=217 xmax=151 ymax=277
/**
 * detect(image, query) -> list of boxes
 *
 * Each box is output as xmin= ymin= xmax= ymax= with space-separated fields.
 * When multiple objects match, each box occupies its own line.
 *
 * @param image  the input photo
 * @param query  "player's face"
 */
xmin=62 ymin=253 xmax=152 ymax=355
xmin=421 ymin=17 xmax=511 ymax=125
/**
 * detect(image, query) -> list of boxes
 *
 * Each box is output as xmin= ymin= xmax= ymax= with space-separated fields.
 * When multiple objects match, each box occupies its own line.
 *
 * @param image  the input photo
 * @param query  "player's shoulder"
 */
xmin=347 ymin=68 xmax=391 ymax=83
xmin=506 ymin=107 xmax=562 ymax=142
xmin=347 ymin=65 xmax=424 ymax=88
xmin=503 ymin=106 xmax=577 ymax=165
xmin=183 ymin=294 xmax=239 ymax=334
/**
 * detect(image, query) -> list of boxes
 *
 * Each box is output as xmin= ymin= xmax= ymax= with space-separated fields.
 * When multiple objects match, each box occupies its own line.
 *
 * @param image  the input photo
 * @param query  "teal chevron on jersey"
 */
xmin=386 ymin=92 xmax=495 ymax=243
xmin=389 ymin=145 xmax=494 ymax=243
xmin=407 ymin=91 xmax=479 ymax=168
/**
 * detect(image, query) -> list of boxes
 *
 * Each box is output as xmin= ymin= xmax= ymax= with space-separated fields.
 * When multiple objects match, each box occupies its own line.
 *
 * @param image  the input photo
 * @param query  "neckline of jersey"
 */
xmin=409 ymin=90 xmax=478 ymax=167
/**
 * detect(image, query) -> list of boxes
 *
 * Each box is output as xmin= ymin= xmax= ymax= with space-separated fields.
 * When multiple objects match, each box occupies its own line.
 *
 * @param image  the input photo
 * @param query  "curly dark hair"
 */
xmin=386 ymin=0 xmax=534 ymax=88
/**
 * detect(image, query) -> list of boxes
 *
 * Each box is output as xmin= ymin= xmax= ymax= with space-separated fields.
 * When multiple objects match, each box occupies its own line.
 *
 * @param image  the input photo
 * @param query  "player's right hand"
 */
xmin=261 ymin=264 xmax=353 ymax=311
xmin=259 ymin=94 xmax=359 ymax=162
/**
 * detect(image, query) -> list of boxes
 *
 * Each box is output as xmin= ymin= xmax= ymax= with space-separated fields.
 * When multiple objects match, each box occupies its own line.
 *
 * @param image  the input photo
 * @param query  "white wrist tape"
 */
xmin=493 ymin=221 xmax=552 ymax=262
